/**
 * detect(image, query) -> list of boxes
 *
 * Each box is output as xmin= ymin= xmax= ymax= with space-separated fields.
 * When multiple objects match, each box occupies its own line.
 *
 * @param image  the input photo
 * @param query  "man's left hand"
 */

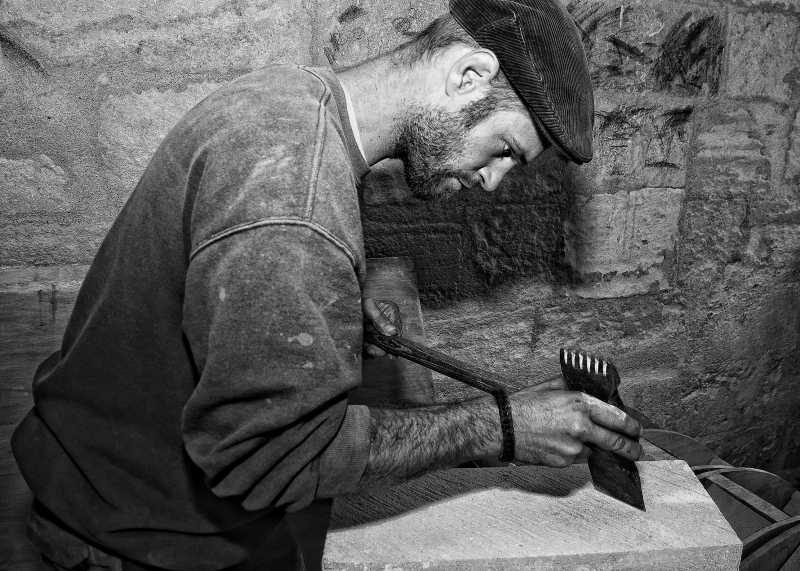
xmin=362 ymin=299 xmax=402 ymax=359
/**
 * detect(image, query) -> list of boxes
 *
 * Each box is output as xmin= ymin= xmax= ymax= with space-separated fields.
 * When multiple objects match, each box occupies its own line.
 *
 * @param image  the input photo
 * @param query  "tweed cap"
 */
xmin=450 ymin=0 xmax=594 ymax=164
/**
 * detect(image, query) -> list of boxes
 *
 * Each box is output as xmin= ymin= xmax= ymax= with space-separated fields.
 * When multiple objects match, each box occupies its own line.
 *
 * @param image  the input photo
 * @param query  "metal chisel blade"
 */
xmin=559 ymin=348 xmax=646 ymax=511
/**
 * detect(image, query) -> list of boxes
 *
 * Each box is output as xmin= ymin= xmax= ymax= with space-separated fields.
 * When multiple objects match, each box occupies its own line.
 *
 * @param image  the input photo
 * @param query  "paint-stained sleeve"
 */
xmin=181 ymin=223 xmax=371 ymax=512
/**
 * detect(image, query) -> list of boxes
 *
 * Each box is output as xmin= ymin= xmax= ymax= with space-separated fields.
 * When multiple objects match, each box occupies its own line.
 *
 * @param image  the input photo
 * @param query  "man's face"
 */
xmin=397 ymin=93 xmax=546 ymax=200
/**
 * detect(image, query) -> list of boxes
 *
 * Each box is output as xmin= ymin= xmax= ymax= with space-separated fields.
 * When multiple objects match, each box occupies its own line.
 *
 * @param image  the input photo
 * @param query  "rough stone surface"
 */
xmin=788 ymin=109 xmax=800 ymax=185
xmin=425 ymin=284 xmax=686 ymax=401
xmin=362 ymin=151 xmax=571 ymax=305
xmin=728 ymin=0 xmax=799 ymax=11
xmin=726 ymin=10 xmax=800 ymax=103
xmin=0 ymin=223 xmax=109 ymax=267
xmin=0 ymin=155 xmax=69 ymax=219
xmin=688 ymin=103 xmax=771 ymax=199
xmin=324 ymin=462 xmax=741 ymax=571
xmin=569 ymin=0 xmax=725 ymax=96
xmin=0 ymin=0 xmax=314 ymax=74
xmin=0 ymin=71 xmax=100 ymax=189
xmin=0 ymin=155 xmax=100 ymax=267
xmin=99 ymin=82 xmax=222 ymax=204
xmin=566 ymin=187 xmax=684 ymax=298
xmin=746 ymin=103 xmax=795 ymax=197
xmin=0 ymin=44 xmax=11 ymax=95
xmin=0 ymin=264 xmax=90 ymax=290
xmin=577 ymin=93 xmax=692 ymax=195
xmin=314 ymin=0 xmax=448 ymax=67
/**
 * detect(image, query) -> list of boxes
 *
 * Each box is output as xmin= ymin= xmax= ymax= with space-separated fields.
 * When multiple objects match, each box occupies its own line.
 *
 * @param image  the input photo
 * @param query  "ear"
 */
xmin=445 ymin=48 xmax=500 ymax=98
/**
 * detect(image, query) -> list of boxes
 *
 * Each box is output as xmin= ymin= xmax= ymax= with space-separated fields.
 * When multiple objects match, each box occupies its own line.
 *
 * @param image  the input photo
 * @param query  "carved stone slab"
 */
xmin=324 ymin=460 xmax=741 ymax=571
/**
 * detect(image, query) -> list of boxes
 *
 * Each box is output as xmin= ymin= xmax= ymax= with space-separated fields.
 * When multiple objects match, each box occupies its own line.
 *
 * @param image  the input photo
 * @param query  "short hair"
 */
xmin=392 ymin=13 xmax=515 ymax=94
xmin=393 ymin=12 xmax=551 ymax=150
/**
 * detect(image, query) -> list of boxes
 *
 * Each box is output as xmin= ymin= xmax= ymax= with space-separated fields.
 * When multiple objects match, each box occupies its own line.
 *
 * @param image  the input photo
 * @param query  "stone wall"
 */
xmin=1 ymin=0 xmax=798 ymax=490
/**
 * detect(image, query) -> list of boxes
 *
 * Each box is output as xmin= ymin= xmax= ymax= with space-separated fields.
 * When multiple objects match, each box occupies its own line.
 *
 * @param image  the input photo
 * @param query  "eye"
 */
xmin=500 ymin=146 xmax=514 ymax=159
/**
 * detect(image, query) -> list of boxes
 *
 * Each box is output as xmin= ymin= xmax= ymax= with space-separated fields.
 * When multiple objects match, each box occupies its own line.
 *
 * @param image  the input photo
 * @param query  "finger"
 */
xmin=363 ymin=344 xmax=386 ymax=359
xmin=576 ymin=445 xmax=591 ymax=460
xmin=374 ymin=300 xmax=402 ymax=337
xmin=362 ymin=298 xmax=399 ymax=336
xmin=584 ymin=396 xmax=643 ymax=439
xmin=529 ymin=376 xmax=568 ymax=392
xmin=584 ymin=425 xmax=644 ymax=461
xmin=375 ymin=299 xmax=401 ymax=325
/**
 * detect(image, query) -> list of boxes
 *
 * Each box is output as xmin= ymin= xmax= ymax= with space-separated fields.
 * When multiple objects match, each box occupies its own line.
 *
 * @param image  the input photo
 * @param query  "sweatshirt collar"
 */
xmin=311 ymin=67 xmax=371 ymax=181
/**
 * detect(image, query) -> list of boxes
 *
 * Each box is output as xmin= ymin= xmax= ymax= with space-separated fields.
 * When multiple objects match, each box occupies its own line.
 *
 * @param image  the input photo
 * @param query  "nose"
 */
xmin=478 ymin=161 xmax=516 ymax=192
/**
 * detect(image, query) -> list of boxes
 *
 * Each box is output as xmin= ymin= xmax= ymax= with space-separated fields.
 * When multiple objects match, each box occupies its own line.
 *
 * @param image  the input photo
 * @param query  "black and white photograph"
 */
xmin=1 ymin=0 xmax=799 ymax=569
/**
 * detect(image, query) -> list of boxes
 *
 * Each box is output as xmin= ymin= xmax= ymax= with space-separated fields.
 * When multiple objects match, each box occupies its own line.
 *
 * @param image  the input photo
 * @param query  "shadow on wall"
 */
xmin=360 ymin=150 xmax=577 ymax=307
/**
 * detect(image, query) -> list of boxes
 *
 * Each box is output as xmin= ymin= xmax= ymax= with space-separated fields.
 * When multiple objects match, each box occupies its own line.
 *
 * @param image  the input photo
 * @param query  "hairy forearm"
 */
xmin=354 ymin=396 xmax=503 ymax=492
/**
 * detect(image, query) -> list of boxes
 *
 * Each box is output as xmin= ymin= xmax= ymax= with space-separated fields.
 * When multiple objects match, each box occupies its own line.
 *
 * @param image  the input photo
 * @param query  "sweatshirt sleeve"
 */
xmin=181 ymin=223 xmax=371 ymax=512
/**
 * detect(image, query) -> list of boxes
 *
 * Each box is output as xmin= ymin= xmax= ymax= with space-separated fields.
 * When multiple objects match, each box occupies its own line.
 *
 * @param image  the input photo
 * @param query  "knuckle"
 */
xmin=610 ymin=434 xmax=626 ymax=452
xmin=552 ymin=456 xmax=571 ymax=468
xmin=568 ymin=418 xmax=589 ymax=437
xmin=571 ymin=393 xmax=590 ymax=411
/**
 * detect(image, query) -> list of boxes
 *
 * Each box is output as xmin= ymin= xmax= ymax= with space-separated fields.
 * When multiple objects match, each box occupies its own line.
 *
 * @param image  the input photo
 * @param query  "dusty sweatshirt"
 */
xmin=12 ymin=65 xmax=372 ymax=570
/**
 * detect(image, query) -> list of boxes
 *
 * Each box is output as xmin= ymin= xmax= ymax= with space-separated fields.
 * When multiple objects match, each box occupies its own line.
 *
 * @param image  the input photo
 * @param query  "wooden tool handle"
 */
xmin=363 ymin=328 xmax=525 ymax=393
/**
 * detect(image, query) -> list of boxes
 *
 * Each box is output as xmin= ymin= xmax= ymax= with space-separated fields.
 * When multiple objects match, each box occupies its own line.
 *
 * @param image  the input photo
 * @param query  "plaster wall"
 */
xmin=1 ymin=0 xmax=799 ymax=488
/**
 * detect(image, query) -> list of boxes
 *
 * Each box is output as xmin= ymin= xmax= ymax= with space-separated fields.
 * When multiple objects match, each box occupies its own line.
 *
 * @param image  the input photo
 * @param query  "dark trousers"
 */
xmin=29 ymin=499 xmax=332 ymax=571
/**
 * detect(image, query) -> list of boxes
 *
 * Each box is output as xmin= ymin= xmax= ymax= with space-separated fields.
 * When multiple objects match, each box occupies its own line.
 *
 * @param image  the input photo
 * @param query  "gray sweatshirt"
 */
xmin=12 ymin=65 xmax=373 ymax=570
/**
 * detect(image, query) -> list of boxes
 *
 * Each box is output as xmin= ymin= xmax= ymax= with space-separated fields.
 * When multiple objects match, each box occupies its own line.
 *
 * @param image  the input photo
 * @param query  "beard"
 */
xmin=396 ymin=93 xmax=507 ymax=201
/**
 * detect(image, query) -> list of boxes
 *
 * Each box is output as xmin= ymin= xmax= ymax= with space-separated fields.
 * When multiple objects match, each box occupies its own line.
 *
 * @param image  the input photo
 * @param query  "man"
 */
xmin=12 ymin=0 xmax=642 ymax=569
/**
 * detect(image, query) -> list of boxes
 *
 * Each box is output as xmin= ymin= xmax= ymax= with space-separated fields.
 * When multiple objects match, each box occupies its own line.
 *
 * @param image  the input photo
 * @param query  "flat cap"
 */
xmin=450 ymin=0 xmax=594 ymax=164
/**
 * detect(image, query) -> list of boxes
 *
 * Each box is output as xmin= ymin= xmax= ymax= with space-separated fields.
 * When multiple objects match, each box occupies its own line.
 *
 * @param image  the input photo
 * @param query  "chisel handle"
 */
xmin=363 ymin=327 xmax=526 ymax=394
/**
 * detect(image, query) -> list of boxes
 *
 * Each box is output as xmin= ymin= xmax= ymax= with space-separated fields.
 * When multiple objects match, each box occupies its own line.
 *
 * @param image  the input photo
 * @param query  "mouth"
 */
xmin=457 ymin=174 xmax=483 ymax=191
xmin=442 ymin=177 xmax=463 ymax=193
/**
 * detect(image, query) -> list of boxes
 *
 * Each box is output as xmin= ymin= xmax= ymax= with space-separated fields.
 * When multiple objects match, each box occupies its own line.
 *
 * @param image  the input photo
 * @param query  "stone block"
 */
xmin=568 ymin=0 xmax=724 ymax=95
xmin=0 ymin=0 xmax=313 ymax=73
xmin=98 ymin=82 xmax=222 ymax=203
xmin=360 ymin=159 xmax=414 ymax=206
xmin=748 ymin=224 xmax=800 ymax=270
xmin=324 ymin=461 xmax=741 ymax=570
xmin=0 ymin=155 xmax=69 ymax=220
xmin=0 ymin=221 xmax=109 ymax=267
xmin=0 ymin=264 xmax=89 ymax=291
xmin=0 ymin=71 xmax=100 ymax=183
xmin=727 ymin=11 xmax=800 ymax=103
xmin=0 ymin=44 xmax=11 ymax=96
xmin=788 ymin=109 xmax=800 ymax=185
xmin=364 ymin=223 xmax=464 ymax=304
xmin=315 ymin=0 xmax=448 ymax=66
xmin=728 ymin=0 xmax=799 ymax=12
xmin=362 ymin=154 xmax=570 ymax=304
xmin=580 ymin=93 xmax=692 ymax=194
xmin=566 ymin=187 xmax=684 ymax=298
xmin=677 ymin=195 xmax=749 ymax=285
xmin=746 ymin=103 xmax=796 ymax=198
xmin=0 ymin=0 xmax=226 ymax=32
xmin=468 ymin=201 xmax=566 ymax=281
xmin=688 ymin=104 xmax=771 ymax=199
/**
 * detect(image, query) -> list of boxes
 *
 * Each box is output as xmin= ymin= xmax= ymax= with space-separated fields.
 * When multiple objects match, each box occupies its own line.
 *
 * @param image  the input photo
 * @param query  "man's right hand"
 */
xmin=354 ymin=378 xmax=644 ymax=493
xmin=509 ymin=388 xmax=644 ymax=467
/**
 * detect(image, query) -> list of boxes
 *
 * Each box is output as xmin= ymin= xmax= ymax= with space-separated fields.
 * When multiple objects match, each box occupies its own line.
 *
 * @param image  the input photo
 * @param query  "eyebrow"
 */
xmin=508 ymin=135 xmax=529 ymax=166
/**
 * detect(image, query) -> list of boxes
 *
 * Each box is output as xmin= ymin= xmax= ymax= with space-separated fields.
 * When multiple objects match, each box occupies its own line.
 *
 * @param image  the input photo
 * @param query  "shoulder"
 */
xmin=180 ymin=67 xmax=364 ymax=275
xmin=183 ymin=66 xmax=334 ymax=136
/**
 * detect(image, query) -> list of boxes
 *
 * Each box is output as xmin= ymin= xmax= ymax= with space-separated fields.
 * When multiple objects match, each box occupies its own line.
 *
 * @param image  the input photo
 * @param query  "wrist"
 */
xmin=461 ymin=395 xmax=505 ymax=460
